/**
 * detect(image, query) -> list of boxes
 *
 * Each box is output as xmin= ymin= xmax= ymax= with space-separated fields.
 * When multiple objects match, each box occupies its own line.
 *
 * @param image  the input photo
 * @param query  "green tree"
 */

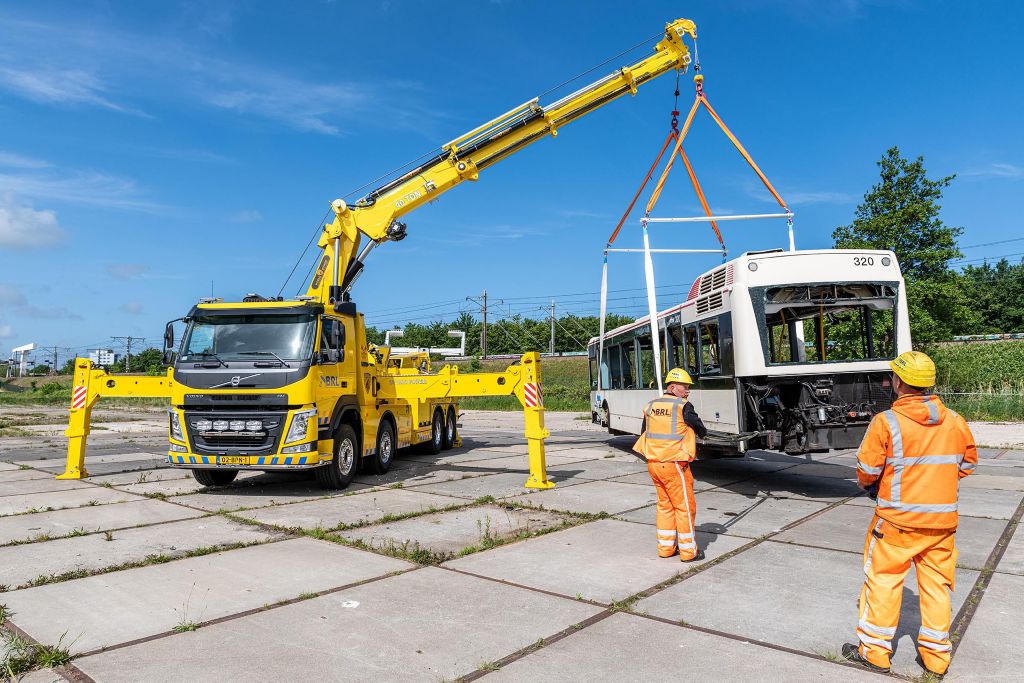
xmin=833 ymin=147 xmax=975 ymax=343
xmin=110 ymin=348 xmax=164 ymax=374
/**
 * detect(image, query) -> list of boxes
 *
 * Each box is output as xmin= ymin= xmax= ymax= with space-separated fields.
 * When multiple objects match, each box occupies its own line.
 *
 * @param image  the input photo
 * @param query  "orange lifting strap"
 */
xmin=606 ymin=73 xmax=789 ymax=249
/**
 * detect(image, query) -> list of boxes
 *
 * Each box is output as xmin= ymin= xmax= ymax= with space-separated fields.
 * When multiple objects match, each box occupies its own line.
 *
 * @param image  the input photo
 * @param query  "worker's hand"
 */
xmin=865 ymin=482 xmax=879 ymax=500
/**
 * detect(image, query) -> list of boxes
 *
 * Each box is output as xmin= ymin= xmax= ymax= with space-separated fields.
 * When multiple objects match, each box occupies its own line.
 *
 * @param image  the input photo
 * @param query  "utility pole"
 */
xmin=549 ymin=300 xmax=556 ymax=354
xmin=111 ymin=336 xmax=145 ymax=372
xmin=466 ymin=290 xmax=493 ymax=359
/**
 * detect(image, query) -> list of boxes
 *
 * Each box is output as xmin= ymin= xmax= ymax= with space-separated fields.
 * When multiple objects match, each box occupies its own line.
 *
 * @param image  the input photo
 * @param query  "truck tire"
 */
xmin=368 ymin=420 xmax=395 ymax=474
xmin=421 ymin=409 xmax=443 ymax=455
xmin=192 ymin=469 xmax=238 ymax=487
xmin=315 ymin=423 xmax=358 ymax=490
xmin=442 ymin=406 xmax=457 ymax=450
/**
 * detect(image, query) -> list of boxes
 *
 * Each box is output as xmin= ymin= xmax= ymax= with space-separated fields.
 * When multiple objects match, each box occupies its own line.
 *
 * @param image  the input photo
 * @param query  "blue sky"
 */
xmin=1 ymin=0 xmax=1021 ymax=364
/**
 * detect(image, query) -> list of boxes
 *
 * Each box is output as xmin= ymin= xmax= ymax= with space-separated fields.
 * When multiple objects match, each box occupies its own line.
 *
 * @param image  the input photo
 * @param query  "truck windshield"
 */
xmin=180 ymin=314 xmax=316 ymax=362
xmin=761 ymin=283 xmax=897 ymax=364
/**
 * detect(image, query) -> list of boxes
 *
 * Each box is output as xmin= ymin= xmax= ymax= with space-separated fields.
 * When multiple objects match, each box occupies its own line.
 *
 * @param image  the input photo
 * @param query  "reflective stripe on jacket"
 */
xmin=633 ymin=396 xmax=696 ymax=463
xmin=856 ymin=395 xmax=977 ymax=529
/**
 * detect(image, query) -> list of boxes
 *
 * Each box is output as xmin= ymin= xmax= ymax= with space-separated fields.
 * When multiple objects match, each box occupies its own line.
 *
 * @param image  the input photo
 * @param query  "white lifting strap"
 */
xmin=597 ymin=250 xmax=609 ymax=393
xmin=642 ymin=219 xmax=664 ymax=394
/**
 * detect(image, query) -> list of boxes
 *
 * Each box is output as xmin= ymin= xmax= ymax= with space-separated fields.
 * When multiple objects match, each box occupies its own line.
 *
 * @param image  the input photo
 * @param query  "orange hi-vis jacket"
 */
xmin=633 ymin=396 xmax=696 ymax=463
xmin=856 ymin=394 xmax=977 ymax=530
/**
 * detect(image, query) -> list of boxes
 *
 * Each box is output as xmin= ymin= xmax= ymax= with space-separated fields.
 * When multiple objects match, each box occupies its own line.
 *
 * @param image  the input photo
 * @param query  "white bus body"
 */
xmin=589 ymin=249 xmax=911 ymax=456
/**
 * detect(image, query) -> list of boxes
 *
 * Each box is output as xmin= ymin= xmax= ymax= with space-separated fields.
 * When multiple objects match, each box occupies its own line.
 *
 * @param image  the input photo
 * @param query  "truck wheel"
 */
xmin=421 ymin=409 xmax=443 ymax=455
xmin=315 ymin=424 xmax=358 ymax=489
xmin=192 ymin=469 xmax=238 ymax=487
xmin=442 ymin=406 xmax=457 ymax=450
xmin=369 ymin=421 xmax=395 ymax=474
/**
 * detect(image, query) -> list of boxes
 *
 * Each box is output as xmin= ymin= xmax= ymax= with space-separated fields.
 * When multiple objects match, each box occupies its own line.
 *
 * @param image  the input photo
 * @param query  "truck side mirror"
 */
xmin=335 ymin=324 xmax=345 ymax=363
xmin=162 ymin=321 xmax=176 ymax=367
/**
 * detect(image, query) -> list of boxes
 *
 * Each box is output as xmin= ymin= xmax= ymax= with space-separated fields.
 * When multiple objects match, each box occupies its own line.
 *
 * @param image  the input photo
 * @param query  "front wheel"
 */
xmin=369 ymin=421 xmax=395 ymax=474
xmin=192 ymin=469 xmax=238 ymax=487
xmin=315 ymin=424 xmax=358 ymax=489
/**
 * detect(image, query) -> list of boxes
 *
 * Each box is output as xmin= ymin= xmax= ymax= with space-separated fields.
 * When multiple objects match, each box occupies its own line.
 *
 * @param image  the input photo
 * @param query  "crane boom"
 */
xmin=307 ymin=18 xmax=697 ymax=306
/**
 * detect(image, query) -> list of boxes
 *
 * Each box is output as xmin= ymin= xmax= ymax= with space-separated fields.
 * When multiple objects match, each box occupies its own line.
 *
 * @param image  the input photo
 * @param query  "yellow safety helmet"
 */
xmin=889 ymin=351 xmax=936 ymax=388
xmin=664 ymin=367 xmax=694 ymax=386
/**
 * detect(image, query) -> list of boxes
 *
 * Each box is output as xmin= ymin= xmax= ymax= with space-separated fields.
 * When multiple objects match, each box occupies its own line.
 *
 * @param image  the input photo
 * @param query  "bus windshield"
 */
xmin=180 ymin=314 xmax=317 ymax=362
xmin=761 ymin=283 xmax=897 ymax=364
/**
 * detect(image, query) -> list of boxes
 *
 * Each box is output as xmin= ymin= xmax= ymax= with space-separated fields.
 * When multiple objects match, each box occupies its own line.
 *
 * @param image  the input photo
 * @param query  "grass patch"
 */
xmin=172 ymin=622 xmax=199 ymax=633
xmin=454 ymin=356 xmax=591 ymax=412
xmin=1 ymin=630 xmax=73 ymax=678
xmin=11 ymin=540 xmax=265 ymax=591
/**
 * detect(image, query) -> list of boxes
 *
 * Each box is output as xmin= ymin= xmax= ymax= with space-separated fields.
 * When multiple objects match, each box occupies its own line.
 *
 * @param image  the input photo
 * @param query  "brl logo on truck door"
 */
xmin=320 ymin=375 xmax=340 ymax=388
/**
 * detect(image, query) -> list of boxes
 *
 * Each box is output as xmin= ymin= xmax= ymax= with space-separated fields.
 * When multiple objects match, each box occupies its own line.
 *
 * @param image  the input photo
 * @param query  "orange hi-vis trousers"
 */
xmin=857 ymin=515 xmax=958 ymax=674
xmin=648 ymin=460 xmax=697 ymax=560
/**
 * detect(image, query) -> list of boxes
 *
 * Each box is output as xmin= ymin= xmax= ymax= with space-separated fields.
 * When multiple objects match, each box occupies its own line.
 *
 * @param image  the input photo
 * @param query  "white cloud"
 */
xmin=16 ymin=304 xmax=82 ymax=320
xmin=231 ymin=210 xmax=263 ymax=223
xmin=0 ymin=192 xmax=64 ymax=248
xmin=962 ymin=163 xmax=1023 ymax=179
xmin=0 ymin=66 xmax=145 ymax=116
xmin=120 ymin=302 xmax=144 ymax=315
xmin=106 ymin=263 xmax=149 ymax=280
xmin=0 ymin=170 xmax=163 ymax=212
xmin=0 ymin=283 xmax=26 ymax=306
xmin=0 ymin=322 xmax=14 ymax=339
xmin=784 ymin=191 xmax=856 ymax=205
xmin=0 ymin=151 xmax=50 ymax=169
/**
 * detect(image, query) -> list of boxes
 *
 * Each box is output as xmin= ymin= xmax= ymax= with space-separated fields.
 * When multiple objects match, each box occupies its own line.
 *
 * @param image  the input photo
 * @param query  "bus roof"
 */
xmin=588 ymin=248 xmax=900 ymax=345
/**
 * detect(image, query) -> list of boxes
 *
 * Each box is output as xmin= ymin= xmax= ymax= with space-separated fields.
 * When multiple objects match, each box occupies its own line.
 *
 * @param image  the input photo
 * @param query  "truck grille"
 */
xmin=184 ymin=411 xmax=285 ymax=455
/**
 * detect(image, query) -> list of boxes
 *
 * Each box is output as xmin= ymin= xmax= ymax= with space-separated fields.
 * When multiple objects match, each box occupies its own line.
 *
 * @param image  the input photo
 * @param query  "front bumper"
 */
xmin=166 ymin=451 xmax=328 ymax=470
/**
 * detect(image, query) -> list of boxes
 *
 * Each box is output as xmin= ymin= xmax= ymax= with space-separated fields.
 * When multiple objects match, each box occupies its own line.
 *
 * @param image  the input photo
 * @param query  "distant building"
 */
xmin=89 ymin=349 xmax=118 ymax=366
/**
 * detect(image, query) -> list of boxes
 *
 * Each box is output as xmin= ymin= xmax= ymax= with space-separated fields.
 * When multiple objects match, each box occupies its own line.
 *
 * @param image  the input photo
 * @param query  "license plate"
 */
xmin=218 ymin=456 xmax=251 ymax=465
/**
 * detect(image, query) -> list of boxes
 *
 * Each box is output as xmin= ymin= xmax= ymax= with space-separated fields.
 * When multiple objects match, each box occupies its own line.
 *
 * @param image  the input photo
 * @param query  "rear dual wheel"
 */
xmin=443 ymin=406 xmax=457 ymax=450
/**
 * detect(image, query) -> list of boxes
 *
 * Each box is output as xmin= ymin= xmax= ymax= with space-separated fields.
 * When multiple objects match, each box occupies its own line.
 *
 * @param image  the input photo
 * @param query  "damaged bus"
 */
xmin=589 ymin=249 xmax=911 ymax=456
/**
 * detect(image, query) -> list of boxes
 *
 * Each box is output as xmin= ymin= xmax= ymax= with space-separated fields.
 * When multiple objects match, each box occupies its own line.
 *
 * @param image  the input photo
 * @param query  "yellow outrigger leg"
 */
xmin=58 ymin=359 xmax=173 ymax=479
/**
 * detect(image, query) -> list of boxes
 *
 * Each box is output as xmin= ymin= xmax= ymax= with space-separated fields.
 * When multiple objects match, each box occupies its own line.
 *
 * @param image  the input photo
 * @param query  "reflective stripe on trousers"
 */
xmin=648 ymin=460 xmax=698 ymax=560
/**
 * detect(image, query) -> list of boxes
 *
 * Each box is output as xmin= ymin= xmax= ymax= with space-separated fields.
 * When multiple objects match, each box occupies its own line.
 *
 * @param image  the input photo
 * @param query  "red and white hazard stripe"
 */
xmin=523 ymin=382 xmax=543 ymax=408
xmin=72 ymin=385 xmax=88 ymax=410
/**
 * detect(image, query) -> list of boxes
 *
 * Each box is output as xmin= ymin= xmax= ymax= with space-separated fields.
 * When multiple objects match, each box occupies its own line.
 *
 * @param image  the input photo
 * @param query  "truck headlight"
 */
xmin=285 ymin=409 xmax=317 ymax=444
xmin=195 ymin=419 xmax=213 ymax=432
xmin=168 ymin=410 xmax=184 ymax=441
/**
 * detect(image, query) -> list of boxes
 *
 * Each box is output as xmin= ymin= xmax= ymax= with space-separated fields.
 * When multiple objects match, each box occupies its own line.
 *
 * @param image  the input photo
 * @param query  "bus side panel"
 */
xmin=606 ymin=389 xmax=655 ymax=435
xmin=689 ymin=387 xmax=739 ymax=433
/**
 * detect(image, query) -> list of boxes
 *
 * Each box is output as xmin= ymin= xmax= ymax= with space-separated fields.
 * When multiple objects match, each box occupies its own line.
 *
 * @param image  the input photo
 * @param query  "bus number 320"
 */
xmin=853 ymin=257 xmax=875 ymax=266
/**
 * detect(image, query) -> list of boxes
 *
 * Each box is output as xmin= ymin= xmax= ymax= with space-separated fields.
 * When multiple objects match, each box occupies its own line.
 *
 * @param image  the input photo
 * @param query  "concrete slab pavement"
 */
xmin=608 ymin=470 xmax=722 ymax=492
xmin=0 ymin=498 xmax=205 ymax=545
xmin=0 ymin=469 xmax=54 ymax=482
xmin=946 ymin=572 xmax=1024 ymax=682
xmin=341 ymin=504 xmax=567 ymax=555
xmin=995 ymin=521 xmax=1024 ymax=576
xmin=233 ymin=488 xmax=463 ymax=531
xmin=444 ymin=519 xmax=748 ymax=604
xmin=518 ymin=479 xmax=658 ymax=516
xmin=0 ymin=477 xmax=94 ymax=497
xmin=414 ymin=471 xmax=582 ymax=500
xmin=172 ymin=480 xmax=372 ymax=512
xmin=0 ymin=487 xmax=139 ymax=517
xmin=0 ymin=516 xmax=278 ymax=588
xmin=635 ymin=540 xmax=980 ymax=677
xmin=2 ymin=538 xmax=413 ymax=654
xmin=489 ymin=611 xmax=888 ymax=682
xmin=74 ymin=566 xmax=602 ymax=683
xmin=613 ymin=490 xmax=830 ymax=540
xmin=958 ymin=473 xmax=1024 ymax=492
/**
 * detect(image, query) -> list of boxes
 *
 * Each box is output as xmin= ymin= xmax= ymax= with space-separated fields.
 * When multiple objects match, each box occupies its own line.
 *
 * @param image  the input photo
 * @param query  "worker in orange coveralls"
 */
xmin=634 ymin=368 xmax=708 ymax=561
xmin=843 ymin=351 xmax=977 ymax=678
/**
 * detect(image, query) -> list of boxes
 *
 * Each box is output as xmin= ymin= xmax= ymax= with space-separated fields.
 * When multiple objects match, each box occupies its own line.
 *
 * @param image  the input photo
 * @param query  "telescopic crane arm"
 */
xmin=307 ymin=18 xmax=698 ymax=306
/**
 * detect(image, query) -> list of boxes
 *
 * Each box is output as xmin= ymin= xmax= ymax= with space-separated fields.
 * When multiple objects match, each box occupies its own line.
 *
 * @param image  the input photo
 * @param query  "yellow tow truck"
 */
xmin=59 ymin=18 xmax=700 ymax=489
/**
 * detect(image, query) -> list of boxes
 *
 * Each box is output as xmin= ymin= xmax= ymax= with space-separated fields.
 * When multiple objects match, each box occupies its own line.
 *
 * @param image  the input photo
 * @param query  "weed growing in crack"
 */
xmin=104 ymin=531 xmax=114 ymax=542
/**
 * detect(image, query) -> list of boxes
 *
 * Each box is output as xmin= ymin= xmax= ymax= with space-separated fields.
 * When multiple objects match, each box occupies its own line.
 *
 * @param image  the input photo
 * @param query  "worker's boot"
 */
xmin=681 ymin=549 xmax=705 ymax=563
xmin=841 ymin=643 xmax=890 ymax=674
xmin=915 ymin=654 xmax=946 ymax=680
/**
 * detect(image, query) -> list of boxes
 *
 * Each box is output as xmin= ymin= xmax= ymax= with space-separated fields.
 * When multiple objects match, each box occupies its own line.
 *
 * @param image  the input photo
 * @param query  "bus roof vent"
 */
xmin=695 ymin=291 xmax=724 ymax=315
xmin=698 ymin=266 xmax=728 ymax=296
xmin=686 ymin=276 xmax=701 ymax=301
